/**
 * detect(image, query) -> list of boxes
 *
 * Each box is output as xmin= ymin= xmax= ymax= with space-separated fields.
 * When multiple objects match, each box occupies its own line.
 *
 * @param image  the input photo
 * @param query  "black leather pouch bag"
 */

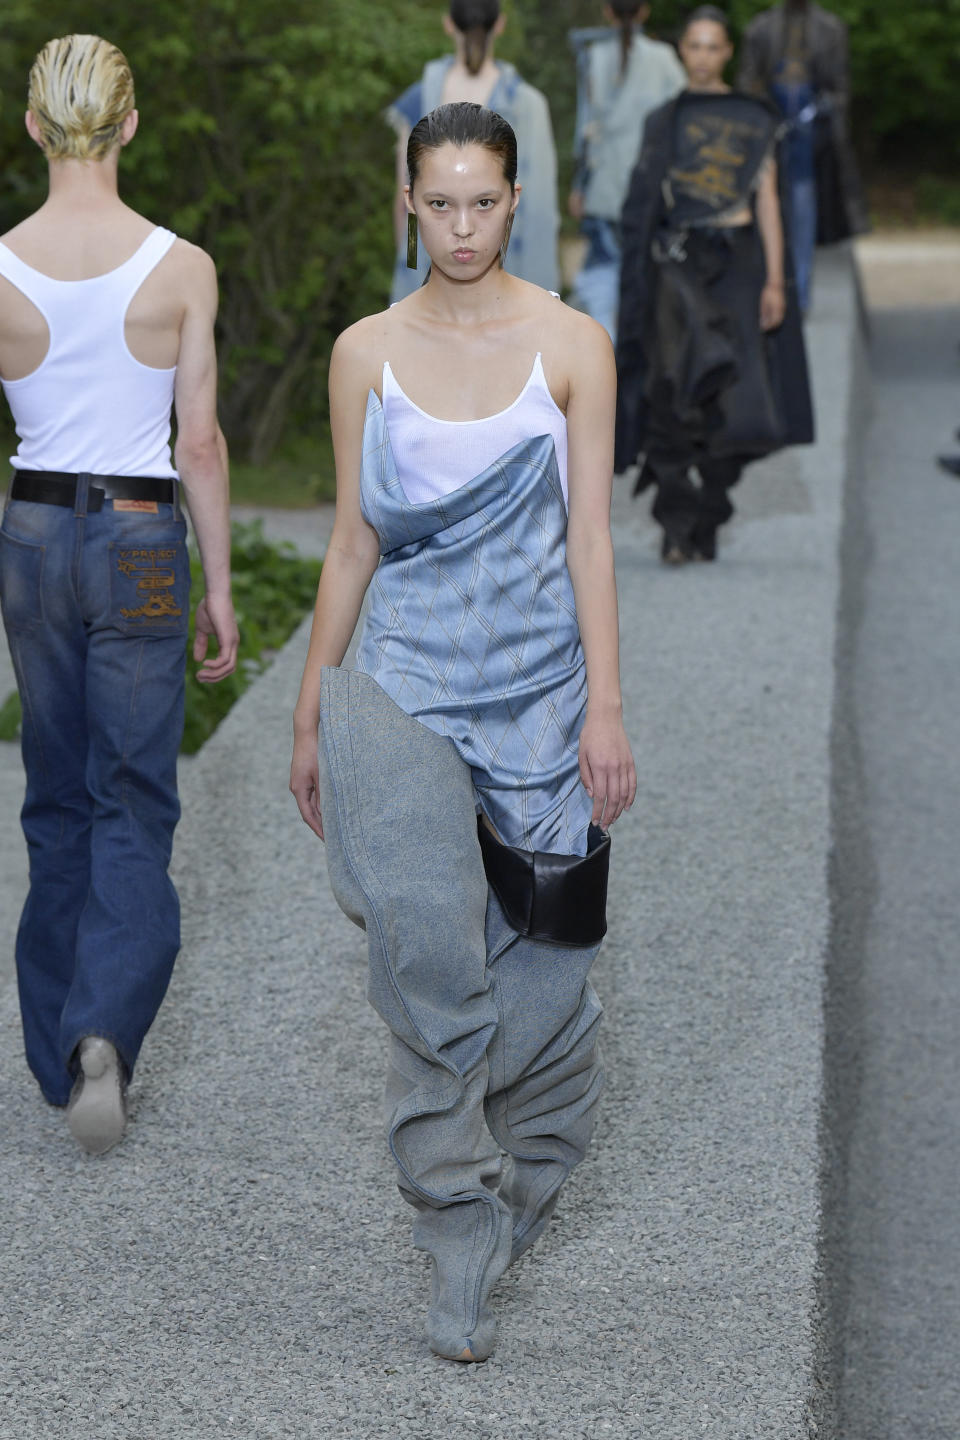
xmin=476 ymin=820 xmax=611 ymax=947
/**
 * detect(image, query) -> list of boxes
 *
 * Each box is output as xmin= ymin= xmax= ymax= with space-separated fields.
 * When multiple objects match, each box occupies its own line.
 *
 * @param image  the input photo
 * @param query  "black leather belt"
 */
xmin=10 ymin=470 xmax=177 ymax=512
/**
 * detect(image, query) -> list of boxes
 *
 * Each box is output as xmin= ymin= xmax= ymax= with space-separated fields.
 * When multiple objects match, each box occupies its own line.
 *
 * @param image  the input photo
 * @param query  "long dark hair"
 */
xmin=450 ymin=0 xmax=500 ymax=76
xmin=407 ymin=101 xmax=518 ymax=191
xmin=609 ymin=0 xmax=645 ymax=76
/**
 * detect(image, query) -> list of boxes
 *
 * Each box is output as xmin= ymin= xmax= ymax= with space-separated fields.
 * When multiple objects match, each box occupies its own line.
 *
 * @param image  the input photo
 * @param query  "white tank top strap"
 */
xmin=0 ymin=242 xmax=55 ymax=322
xmin=0 ymin=227 xmax=177 ymax=331
xmin=112 ymin=227 xmax=177 ymax=309
xmin=0 ymin=227 xmax=175 ymax=298
xmin=0 ymin=227 xmax=180 ymax=478
xmin=380 ymin=351 xmax=568 ymax=508
xmin=382 ymin=352 xmax=556 ymax=419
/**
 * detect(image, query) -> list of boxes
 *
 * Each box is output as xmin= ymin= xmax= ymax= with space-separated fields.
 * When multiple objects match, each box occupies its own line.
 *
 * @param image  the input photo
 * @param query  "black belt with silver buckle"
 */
xmin=10 ymin=470 xmax=177 ymax=512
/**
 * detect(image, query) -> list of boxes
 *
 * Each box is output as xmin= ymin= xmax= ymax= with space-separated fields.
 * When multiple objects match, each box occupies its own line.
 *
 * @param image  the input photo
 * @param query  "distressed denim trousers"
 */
xmin=316 ymin=667 xmax=604 ymax=1359
xmin=0 ymin=481 xmax=189 ymax=1105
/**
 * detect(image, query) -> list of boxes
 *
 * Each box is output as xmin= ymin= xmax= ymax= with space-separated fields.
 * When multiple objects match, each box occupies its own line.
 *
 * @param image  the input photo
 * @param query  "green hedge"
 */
xmin=183 ymin=520 xmax=320 ymax=753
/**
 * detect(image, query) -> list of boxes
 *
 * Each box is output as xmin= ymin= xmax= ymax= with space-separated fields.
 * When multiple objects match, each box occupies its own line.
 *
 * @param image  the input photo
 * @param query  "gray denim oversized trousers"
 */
xmin=316 ymin=668 xmax=604 ymax=1360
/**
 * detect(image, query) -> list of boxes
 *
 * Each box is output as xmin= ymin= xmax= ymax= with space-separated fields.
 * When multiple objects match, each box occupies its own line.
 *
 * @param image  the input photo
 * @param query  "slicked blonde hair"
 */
xmin=28 ymin=35 xmax=135 ymax=161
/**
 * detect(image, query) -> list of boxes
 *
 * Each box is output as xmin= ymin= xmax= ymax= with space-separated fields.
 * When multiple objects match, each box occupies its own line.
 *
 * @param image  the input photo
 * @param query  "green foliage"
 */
xmin=182 ymin=520 xmax=320 ymax=753
xmin=230 ymin=432 xmax=336 ymax=507
xmin=0 ymin=688 xmax=21 ymax=742
xmin=915 ymin=175 xmax=960 ymax=227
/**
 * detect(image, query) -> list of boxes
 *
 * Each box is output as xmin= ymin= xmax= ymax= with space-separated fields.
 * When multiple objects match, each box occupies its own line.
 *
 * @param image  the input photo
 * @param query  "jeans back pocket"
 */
xmin=108 ymin=528 xmax=190 ymax=638
xmin=0 ymin=525 xmax=45 ymax=633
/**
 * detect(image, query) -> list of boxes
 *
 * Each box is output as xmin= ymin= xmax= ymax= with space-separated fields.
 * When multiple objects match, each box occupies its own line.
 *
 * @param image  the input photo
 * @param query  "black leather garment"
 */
xmin=477 ymin=820 xmax=610 ymax=947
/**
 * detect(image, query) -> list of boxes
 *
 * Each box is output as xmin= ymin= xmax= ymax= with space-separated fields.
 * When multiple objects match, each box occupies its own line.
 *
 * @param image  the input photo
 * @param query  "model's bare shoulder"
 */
xmin=554 ymin=302 xmax=615 ymax=370
xmin=163 ymin=238 xmax=217 ymax=291
xmin=331 ymin=313 xmax=391 ymax=400
xmin=330 ymin=311 xmax=393 ymax=394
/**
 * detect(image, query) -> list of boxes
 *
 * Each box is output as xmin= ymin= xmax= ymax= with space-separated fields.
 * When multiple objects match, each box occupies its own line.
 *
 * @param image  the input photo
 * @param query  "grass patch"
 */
xmin=182 ymin=519 xmax=320 ymax=753
xmin=0 ymin=520 xmax=320 ymax=755
xmin=230 ymin=433 xmax=336 ymax=508
xmin=0 ymin=688 xmax=21 ymax=742
xmin=866 ymin=167 xmax=960 ymax=230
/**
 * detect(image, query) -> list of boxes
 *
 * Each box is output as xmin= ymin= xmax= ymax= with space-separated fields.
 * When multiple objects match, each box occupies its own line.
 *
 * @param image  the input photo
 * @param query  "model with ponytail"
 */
xmin=568 ymin=3 xmax=685 ymax=341
xmin=388 ymin=2 xmax=559 ymax=300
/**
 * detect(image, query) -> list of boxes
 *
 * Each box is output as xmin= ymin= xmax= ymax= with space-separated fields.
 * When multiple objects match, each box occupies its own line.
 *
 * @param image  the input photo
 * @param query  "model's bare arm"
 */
xmin=756 ymin=159 xmax=786 ymax=331
xmin=290 ymin=326 xmax=382 ymax=838
xmin=172 ymin=245 xmax=239 ymax=682
xmin=563 ymin=314 xmax=637 ymax=828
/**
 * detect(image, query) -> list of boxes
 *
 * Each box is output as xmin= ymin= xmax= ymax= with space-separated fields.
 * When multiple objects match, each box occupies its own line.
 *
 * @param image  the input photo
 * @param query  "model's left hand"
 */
xmin=760 ymin=283 xmax=786 ymax=332
xmin=578 ymin=712 xmax=637 ymax=829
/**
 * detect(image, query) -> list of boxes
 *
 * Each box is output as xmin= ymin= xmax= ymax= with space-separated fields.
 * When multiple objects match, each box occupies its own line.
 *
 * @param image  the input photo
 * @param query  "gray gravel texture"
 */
xmin=836 ymin=307 xmax=960 ymax=1439
xmin=0 ymin=249 xmax=859 ymax=1439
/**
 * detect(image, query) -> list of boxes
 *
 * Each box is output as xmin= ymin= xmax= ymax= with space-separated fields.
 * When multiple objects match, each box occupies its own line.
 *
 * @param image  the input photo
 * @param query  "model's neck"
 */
xmin=784 ymin=0 xmax=809 ymax=13
xmin=686 ymin=80 xmax=729 ymax=94
xmin=44 ymin=155 xmax=123 ymax=210
xmin=422 ymin=258 xmax=513 ymax=326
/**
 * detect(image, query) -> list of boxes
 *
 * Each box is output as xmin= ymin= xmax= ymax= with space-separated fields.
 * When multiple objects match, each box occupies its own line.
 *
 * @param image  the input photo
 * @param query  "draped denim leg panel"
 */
xmin=482 ymin=899 xmax=604 ymax=1261
xmin=316 ymin=667 xmax=512 ymax=1359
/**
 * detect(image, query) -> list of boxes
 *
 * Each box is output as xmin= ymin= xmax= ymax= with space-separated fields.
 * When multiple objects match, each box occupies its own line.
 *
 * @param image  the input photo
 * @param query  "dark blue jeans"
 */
xmin=0 ymin=478 xmax=189 ymax=1105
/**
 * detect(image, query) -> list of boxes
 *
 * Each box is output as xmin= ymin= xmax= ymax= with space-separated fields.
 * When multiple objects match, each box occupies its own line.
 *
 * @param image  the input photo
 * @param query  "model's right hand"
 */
xmin=290 ymin=731 xmax=325 ymax=840
xmin=568 ymin=189 xmax=585 ymax=221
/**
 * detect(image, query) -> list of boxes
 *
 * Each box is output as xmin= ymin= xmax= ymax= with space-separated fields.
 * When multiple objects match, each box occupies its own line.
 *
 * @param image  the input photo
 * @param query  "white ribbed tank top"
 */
xmin=0 ymin=226 xmax=179 ymax=478
xmin=382 ymin=352 xmax=569 ymax=508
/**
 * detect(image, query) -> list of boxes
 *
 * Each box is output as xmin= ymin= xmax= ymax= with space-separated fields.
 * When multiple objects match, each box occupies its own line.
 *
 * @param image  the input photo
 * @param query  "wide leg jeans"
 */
xmin=316 ymin=667 xmax=604 ymax=1358
xmin=0 ymin=481 xmax=189 ymax=1105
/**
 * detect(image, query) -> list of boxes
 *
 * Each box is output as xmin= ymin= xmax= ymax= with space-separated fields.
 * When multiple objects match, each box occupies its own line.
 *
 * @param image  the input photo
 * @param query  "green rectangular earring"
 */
xmin=406 ymin=212 xmax=419 ymax=270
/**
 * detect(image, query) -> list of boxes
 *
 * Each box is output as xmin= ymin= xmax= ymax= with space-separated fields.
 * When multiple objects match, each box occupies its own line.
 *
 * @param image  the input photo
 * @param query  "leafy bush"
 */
xmin=182 ymin=520 xmax=321 ymax=753
xmin=0 ymin=521 xmax=321 ymax=753
xmin=915 ymin=175 xmax=960 ymax=227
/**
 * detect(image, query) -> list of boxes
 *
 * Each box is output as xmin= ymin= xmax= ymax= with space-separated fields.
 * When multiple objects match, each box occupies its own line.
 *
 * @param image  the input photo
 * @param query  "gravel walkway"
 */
xmin=0 ymin=248 xmax=860 ymax=1438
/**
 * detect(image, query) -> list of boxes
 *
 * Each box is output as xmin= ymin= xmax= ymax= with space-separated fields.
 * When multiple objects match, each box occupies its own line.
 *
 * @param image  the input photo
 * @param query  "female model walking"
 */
xmin=388 ymin=0 xmax=558 ymax=300
xmin=616 ymin=6 xmax=813 ymax=562
xmin=291 ymin=103 xmax=635 ymax=1362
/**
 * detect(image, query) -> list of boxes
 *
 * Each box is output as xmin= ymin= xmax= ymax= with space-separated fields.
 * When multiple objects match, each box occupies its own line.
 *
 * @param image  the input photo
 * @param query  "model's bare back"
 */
xmin=0 ymin=202 xmax=208 ymax=379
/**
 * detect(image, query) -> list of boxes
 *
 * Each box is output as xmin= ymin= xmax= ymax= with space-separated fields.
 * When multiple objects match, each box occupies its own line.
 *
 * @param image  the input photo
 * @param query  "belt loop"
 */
xmin=74 ymin=473 xmax=89 ymax=519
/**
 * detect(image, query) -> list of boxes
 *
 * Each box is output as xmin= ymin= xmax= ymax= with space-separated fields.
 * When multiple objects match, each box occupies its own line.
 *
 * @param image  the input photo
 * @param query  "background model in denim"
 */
xmin=0 ymin=34 xmax=239 ymax=1156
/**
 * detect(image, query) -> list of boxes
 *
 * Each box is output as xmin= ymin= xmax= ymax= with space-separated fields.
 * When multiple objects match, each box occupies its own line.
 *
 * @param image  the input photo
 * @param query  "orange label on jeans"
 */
xmin=113 ymin=499 xmax=159 ymax=513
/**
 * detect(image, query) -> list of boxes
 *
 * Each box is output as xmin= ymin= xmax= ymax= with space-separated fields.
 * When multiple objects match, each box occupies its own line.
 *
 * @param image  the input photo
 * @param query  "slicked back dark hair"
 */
xmin=683 ymin=5 xmax=732 ymax=38
xmin=407 ymin=102 xmax=518 ymax=192
xmin=449 ymin=0 xmax=500 ymax=76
